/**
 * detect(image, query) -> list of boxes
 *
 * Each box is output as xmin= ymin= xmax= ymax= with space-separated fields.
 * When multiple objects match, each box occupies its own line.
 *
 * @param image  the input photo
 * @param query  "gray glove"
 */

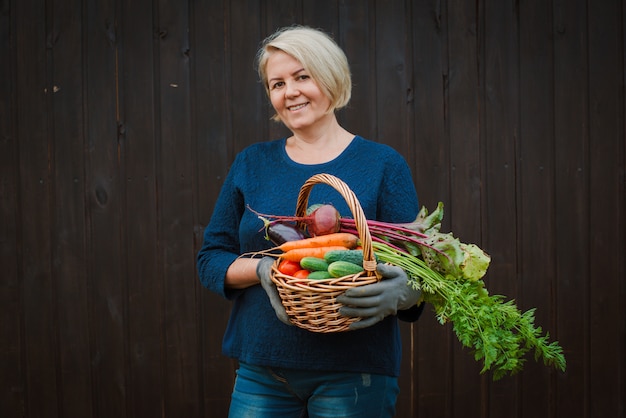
xmin=336 ymin=263 xmax=421 ymax=330
xmin=257 ymin=257 xmax=292 ymax=326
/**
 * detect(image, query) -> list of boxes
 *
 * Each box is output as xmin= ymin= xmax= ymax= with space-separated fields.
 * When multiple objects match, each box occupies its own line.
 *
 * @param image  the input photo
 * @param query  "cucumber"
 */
xmin=299 ymin=257 xmax=329 ymax=272
xmin=307 ymin=270 xmax=332 ymax=280
xmin=327 ymin=260 xmax=364 ymax=278
xmin=324 ymin=249 xmax=366 ymax=266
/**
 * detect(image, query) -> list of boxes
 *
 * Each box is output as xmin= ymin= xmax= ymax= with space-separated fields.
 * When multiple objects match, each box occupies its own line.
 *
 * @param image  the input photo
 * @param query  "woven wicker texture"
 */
xmin=270 ymin=173 xmax=380 ymax=333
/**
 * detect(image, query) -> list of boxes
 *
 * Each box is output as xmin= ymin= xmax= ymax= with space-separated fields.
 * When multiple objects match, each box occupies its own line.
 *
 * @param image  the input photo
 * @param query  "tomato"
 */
xmin=292 ymin=269 xmax=310 ymax=279
xmin=278 ymin=260 xmax=301 ymax=276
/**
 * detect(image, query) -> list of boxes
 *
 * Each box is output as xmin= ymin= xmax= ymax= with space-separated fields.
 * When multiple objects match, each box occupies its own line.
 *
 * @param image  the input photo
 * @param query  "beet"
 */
xmin=306 ymin=204 xmax=341 ymax=236
xmin=248 ymin=203 xmax=341 ymax=240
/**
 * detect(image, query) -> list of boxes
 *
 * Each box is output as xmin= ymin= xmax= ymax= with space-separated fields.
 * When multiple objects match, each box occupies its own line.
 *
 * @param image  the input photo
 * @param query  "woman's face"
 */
xmin=265 ymin=50 xmax=333 ymax=132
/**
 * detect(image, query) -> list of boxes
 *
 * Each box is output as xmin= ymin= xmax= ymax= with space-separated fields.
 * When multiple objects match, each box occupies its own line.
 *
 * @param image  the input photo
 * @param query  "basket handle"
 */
xmin=294 ymin=174 xmax=378 ymax=275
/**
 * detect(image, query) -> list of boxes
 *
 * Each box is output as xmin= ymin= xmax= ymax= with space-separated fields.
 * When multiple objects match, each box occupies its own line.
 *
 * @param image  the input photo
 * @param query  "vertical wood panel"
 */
xmin=155 ymin=0 xmax=200 ymax=415
xmin=191 ymin=0 xmax=236 ymax=416
xmin=230 ymin=0 xmax=265 ymax=154
xmin=374 ymin=0 xmax=411 ymax=153
xmin=302 ymin=0 xmax=339 ymax=44
xmin=373 ymin=3 xmax=416 ymax=416
xmin=17 ymin=0 xmax=59 ymax=416
xmin=411 ymin=1 xmax=453 ymax=417
xmin=337 ymin=1 xmax=376 ymax=139
xmin=263 ymin=0 xmax=301 ymax=33
xmin=587 ymin=1 xmax=625 ymax=416
xmin=84 ymin=0 xmax=127 ymax=415
xmin=303 ymin=0 xmax=337 ymax=29
xmin=446 ymin=1 xmax=485 ymax=415
xmin=481 ymin=0 xmax=521 ymax=416
xmin=50 ymin=0 xmax=93 ymax=416
xmin=552 ymin=0 xmax=590 ymax=416
xmin=120 ymin=0 xmax=164 ymax=416
xmin=518 ymin=1 xmax=556 ymax=416
xmin=0 ymin=0 xmax=24 ymax=415
xmin=411 ymin=0 xmax=451 ymax=209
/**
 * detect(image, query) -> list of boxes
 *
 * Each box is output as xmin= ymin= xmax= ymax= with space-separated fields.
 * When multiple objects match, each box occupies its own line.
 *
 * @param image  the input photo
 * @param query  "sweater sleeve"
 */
xmin=377 ymin=152 xmax=419 ymax=223
xmin=196 ymin=154 xmax=245 ymax=299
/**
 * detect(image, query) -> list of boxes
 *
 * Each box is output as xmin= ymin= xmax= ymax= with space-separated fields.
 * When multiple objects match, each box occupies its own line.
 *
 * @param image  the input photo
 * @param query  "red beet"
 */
xmin=306 ymin=204 xmax=341 ymax=236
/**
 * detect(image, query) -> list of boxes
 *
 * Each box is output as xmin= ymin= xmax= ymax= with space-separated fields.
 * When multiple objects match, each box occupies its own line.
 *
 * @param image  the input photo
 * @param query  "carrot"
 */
xmin=277 ymin=232 xmax=359 ymax=252
xmin=280 ymin=245 xmax=350 ymax=262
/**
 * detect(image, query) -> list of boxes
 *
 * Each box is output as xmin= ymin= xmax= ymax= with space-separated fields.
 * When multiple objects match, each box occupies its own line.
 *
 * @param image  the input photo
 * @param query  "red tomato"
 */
xmin=278 ymin=260 xmax=301 ymax=276
xmin=292 ymin=269 xmax=310 ymax=279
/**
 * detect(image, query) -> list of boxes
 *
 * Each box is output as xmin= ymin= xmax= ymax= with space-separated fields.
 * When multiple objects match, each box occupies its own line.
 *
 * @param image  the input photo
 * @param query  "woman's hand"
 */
xmin=336 ymin=264 xmax=421 ymax=330
xmin=257 ymin=257 xmax=292 ymax=326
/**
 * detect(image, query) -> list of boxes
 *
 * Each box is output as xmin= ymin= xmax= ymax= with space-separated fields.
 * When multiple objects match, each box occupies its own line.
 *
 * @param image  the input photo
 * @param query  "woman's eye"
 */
xmin=297 ymin=74 xmax=309 ymax=81
xmin=270 ymin=81 xmax=284 ymax=90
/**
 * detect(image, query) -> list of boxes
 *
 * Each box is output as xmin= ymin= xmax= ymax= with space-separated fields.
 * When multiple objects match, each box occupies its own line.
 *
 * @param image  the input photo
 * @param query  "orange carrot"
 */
xmin=277 ymin=233 xmax=359 ymax=252
xmin=280 ymin=245 xmax=350 ymax=262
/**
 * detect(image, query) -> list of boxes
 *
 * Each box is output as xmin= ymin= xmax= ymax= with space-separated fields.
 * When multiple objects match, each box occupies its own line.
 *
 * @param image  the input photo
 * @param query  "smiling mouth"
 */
xmin=288 ymin=103 xmax=308 ymax=111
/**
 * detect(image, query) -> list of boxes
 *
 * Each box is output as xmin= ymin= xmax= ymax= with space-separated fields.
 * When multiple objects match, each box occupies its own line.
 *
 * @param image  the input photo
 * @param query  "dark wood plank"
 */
xmin=337 ymin=1 xmax=376 ymax=139
xmin=263 ymin=0 xmax=301 ymax=31
xmin=481 ymin=0 xmax=522 ymax=416
xmin=264 ymin=0 xmax=301 ymax=30
xmin=119 ymin=0 xmax=165 ymax=416
xmin=229 ymin=0 xmax=266 ymax=152
xmin=410 ymin=0 xmax=451 ymax=209
xmin=50 ymin=0 xmax=93 ymax=416
xmin=83 ymin=0 xmax=128 ymax=415
xmin=155 ymin=0 xmax=200 ymax=415
xmin=371 ymin=3 xmax=417 ymax=416
xmin=446 ymin=1 xmax=485 ymax=414
xmin=517 ymin=0 xmax=557 ymax=415
xmin=191 ymin=0 xmax=237 ymax=416
xmin=411 ymin=1 xmax=454 ymax=417
xmin=587 ymin=1 xmax=625 ymax=417
xmin=15 ymin=0 xmax=60 ymax=416
xmin=302 ymin=0 xmax=339 ymax=38
xmin=374 ymin=0 xmax=411 ymax=155
xmin=552 ymin=0 xmax=590 ymax=416
xmin=446 ymin=1 xmax=481 ymax=245
xmin=0 ymin=1 xmax=25 ymax=416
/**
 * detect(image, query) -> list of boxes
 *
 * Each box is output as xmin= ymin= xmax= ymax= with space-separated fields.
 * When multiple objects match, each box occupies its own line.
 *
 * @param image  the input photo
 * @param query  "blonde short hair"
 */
xmin=256 ymin=25 xmax=352 ymax=120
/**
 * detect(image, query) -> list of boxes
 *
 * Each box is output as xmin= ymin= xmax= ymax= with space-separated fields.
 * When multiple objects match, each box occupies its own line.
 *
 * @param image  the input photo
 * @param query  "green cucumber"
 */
xmin=324 ymin=249 xmax=366 ymax=266
xmin=307 ymin=270 xmax=332 ymax=280
xmin=299 ymin=257 xmax=329 ymax=272
xmin=327 ymin=260 xmax=364 ymax=278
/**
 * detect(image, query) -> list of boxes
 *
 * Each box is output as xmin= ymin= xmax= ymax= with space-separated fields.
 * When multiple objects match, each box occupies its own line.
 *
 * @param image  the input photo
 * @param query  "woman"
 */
xmin=197 ymin=25 xmax=423 ymax=418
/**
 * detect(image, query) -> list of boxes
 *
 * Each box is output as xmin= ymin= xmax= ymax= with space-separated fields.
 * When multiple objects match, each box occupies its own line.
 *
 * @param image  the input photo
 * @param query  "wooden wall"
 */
xmin=1 ymin=0 xmax=624 ymax=417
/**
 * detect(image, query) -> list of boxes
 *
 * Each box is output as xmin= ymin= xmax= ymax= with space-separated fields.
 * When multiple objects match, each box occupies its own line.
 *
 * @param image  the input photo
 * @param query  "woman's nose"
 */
xmin=284 ymin=81 xmax=300 ymax=98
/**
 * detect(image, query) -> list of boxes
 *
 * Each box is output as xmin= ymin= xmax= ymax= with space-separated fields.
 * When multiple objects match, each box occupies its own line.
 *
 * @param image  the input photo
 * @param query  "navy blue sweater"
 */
xmin=197 ymin=136 xmax=421 ymax=377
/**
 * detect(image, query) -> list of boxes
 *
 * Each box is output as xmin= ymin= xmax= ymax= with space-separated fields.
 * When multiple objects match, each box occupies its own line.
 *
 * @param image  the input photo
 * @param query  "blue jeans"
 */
xmin=228 ymin=362 xmax=399 ymax=418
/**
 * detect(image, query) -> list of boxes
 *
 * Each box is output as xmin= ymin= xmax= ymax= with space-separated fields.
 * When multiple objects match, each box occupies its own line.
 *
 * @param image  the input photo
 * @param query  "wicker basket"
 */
xmin=270 ymin=173 xmax=380 ymax=333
